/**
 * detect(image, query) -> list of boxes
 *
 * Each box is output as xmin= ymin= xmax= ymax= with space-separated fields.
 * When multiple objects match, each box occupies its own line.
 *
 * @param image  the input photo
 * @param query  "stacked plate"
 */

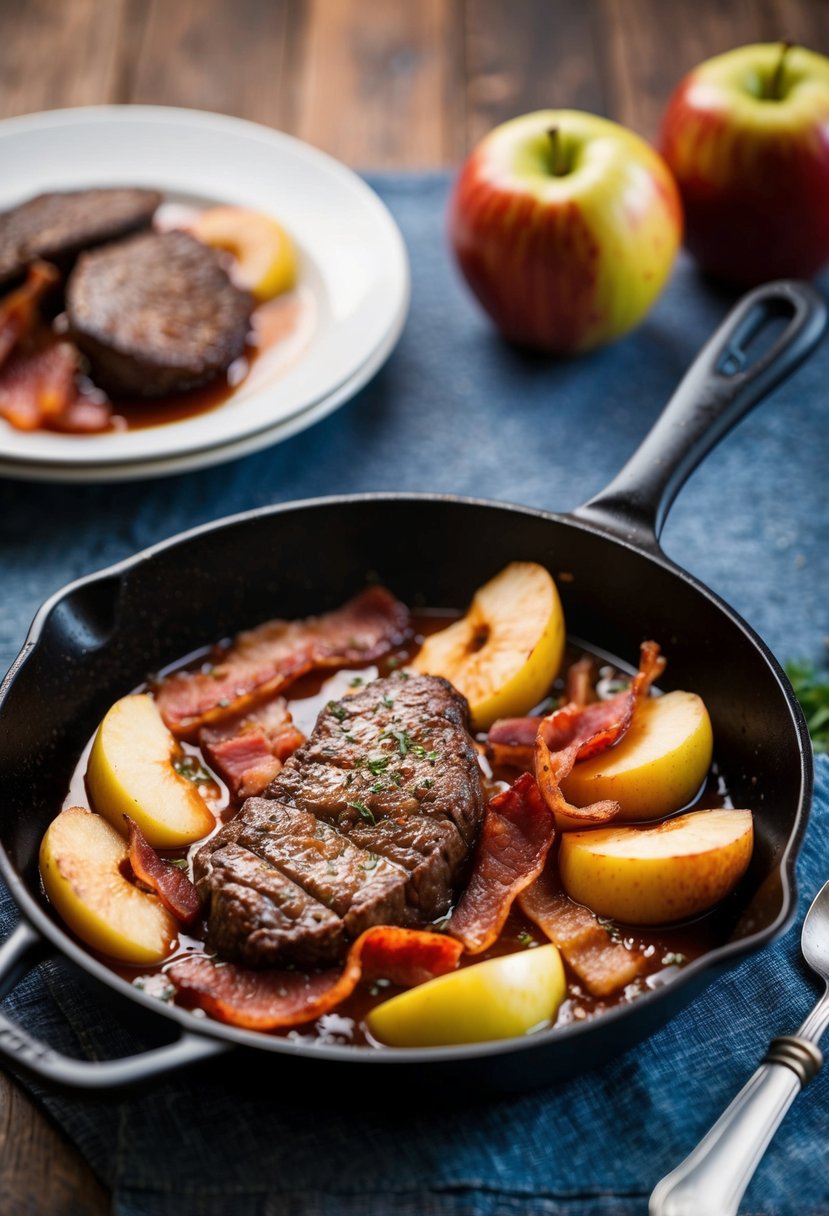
xmin=0 ymin=107 xmax=410 ymax=482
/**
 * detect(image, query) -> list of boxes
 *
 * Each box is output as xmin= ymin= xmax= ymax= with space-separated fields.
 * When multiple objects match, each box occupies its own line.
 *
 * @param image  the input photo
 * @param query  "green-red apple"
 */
xmin=448 ymin=110 xmax=682 ymax=354
xmin=660 ymin=43 xmax=829 ymax=285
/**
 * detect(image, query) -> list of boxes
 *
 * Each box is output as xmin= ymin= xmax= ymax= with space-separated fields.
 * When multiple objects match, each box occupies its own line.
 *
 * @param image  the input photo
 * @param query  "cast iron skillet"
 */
xmin=0 ymin=280 xmax=825 ymax=1094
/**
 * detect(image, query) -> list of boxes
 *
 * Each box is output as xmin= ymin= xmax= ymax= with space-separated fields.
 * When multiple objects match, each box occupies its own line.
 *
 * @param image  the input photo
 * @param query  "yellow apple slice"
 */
xmin=87 ymin=694 xmax=215 ymax=848
xmin=560 ymin=690 xmax=714 ymax=821
xmin=411 ymin=562 xmax=565 ymax=730
xmin=559 ymin=807 xmax=753 ymax=925
xmin=191 ymin=205 xmax=297 ymax=301
xmin=366 ymin=943 xmax=565 ymax=1046
xmin=40 ymin=807 xmax=178 ymax=964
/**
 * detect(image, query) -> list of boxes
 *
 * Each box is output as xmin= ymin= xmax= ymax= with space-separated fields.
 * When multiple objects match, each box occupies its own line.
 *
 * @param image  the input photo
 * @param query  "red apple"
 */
xmin=448 ymin=110 xmax=682 ymax=354
xmin=660 ymin=43 xmax=829 ymax=285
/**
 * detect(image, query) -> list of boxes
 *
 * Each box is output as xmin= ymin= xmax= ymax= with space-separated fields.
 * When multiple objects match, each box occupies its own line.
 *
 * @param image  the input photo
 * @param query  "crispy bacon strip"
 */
xmin=487 ymin=641 xmax=666 ymax=772
xmin=519 ymin=863 xmax=646 ymax=997
xmin=0 ymin=261 xmax=59 ymax=367
xmin=166 ymin=925 xmax=462 ymax=1031
xmin=534 ymin=734 xmax=620 ymax=831
xmin=199 ymin=697 xmax=305 ymax=799
xmin=155 ymin=586 xmax=409 ymax=738
xmin=0 ymin=338 xmax=112 ymax=433
xmin=125 ymin=818 xmax=201 ymax=927
xmin=448 ymin=773 xmax=555 ymax=954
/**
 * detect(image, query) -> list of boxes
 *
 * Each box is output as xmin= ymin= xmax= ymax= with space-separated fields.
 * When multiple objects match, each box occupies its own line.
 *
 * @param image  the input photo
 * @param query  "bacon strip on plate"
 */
xmin=519 ymin=862 xmax=646 ymax=997
xmin=199 ymin=697 xmax=305 ymax=799
xmin=0 ymin=261 xmax=59 ymax=366
xmin=155 ymin=586 xmax=409 ymax=738
xmin=125 ymin=818 xmax=201 ymax=927
xmin=448 ymin=772 xmax=556 ymax=954
xmin=166 ymin=925 xmax=462 ymax=1031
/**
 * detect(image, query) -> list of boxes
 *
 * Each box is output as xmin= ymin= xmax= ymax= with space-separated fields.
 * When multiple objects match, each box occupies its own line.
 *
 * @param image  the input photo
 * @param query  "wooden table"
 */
xmin=1 ymin=1 xmax=827 ymax=1211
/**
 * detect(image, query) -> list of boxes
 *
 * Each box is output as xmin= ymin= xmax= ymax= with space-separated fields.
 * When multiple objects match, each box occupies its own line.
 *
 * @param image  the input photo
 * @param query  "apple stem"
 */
xmin=768 ymin=41 xmax=792 ymax=101
xmin=547 ymin=127 xmax=568 ymax=177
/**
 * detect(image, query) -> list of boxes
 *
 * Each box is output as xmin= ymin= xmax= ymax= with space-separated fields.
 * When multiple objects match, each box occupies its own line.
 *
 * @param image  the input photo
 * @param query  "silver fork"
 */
xmin=649 ymin=878 xmax=829 ymax=1216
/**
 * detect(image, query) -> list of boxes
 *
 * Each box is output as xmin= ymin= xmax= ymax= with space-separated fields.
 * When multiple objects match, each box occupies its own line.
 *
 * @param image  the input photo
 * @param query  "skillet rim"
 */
xmin=0 ymin=491 xmax=812 ymax=1067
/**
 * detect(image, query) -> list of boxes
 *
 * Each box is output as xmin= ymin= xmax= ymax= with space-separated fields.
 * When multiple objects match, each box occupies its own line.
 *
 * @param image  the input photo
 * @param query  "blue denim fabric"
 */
xmin=1 ymin=174 xmax=828 ymax=1215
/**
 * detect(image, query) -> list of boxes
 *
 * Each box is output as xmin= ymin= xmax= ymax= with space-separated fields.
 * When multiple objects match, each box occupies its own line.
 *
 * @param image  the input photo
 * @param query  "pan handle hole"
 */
xmin=717 ymin=313 xmax=790 ymax=377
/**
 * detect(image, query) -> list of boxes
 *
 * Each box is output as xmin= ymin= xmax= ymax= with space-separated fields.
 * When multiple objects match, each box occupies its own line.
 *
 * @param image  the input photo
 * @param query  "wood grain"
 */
xmin=0 ymin=1071 xmax=108 ymax=1215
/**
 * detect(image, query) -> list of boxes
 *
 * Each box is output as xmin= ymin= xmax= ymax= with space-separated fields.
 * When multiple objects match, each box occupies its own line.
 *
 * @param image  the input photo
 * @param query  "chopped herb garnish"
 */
xmin=349 ymin=676 xmax=365 ymax=687
xmin=327 ymin=700 xmax=348 ymax=721
xmin=358 ymin=853 xmax=380 ymax=872
xmin=387 ymin=657 xmax=400 ymax=670
xmin=348 ymin=800 xmax=376 ymax=825
xmin=382 ymin=695 xmax=395 ymax=708
xmin=419 ymin=777 xmax=435 ymax=789
xmin=369 ymin=781 xmax=386 ymax=794
xmin=517 ymin=931 xmax=537 ymax=948
xmin=388 ymin=728 xmax=411 ymax=755
xmin=367 ymin=755 xmax=390 ymax=775
xmin=173 ymin=755 xmax=212 ymax=784
xmin=344 ymin=734 xmax=357 ymax=744
xmin=168 ymin=857 xmax=190 ymax=871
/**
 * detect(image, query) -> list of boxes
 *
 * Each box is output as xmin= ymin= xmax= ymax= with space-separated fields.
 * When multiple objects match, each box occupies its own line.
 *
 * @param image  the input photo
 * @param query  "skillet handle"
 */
xmin=0 ymin=919 xmax=230 ymax=1091
xmin=574 ymin=279 xmax=827 ymax=549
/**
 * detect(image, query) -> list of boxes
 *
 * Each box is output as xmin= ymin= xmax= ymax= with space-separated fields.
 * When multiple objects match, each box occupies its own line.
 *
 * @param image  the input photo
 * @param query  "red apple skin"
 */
xmin=660 ymin=44 xmax=829 ymax=285
xmin=448 ymin=111 xmax=682 ymax=355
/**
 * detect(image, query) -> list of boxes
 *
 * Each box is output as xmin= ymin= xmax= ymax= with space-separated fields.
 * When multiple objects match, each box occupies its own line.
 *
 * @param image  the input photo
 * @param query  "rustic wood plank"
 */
xmin=287 ymin=0 xmax=465 ymax=166
xmin=129 ymin=0 xmax=289 ymax=124
xmin=0 ymin=1071 xmax=108 ymax=1216
xmin=771 ymin=0 xmax=829 ymax=52
xmin=600 ymin=0 xmax=781 ymax=140
xmin=0 ymin=0 xmax=128 ymax=118
xmin=465 ymin=0 xmax=605 ymax=149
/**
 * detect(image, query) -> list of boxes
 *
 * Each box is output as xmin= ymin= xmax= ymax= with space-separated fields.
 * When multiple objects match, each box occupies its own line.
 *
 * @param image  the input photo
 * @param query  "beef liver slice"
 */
xmin=195 ymin=841 xmax=343 ymax=968
xmin=268 ymin=674 xmax=486 ymax=919
xmin=219 ymin=798 xmax=411 ymax=936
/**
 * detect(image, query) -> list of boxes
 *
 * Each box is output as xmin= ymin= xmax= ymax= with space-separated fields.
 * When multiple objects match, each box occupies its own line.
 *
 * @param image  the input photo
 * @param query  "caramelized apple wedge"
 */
xmin=191 ymin=205 xmax=297 ymax=301
xmin=40 ymin=807 xmax=178 ymax=964
xmin=560 ymin=690 xmax=713 ymax=821
xmin=366 ymin=943 xmax=566 ymax=1046
xmin=411 ymin=562 xmax=565 ymax=729
xmin=559 ymin=807 xmax=753 ymax=925
xmin=87 ymin=694 xmax=215 ymax=848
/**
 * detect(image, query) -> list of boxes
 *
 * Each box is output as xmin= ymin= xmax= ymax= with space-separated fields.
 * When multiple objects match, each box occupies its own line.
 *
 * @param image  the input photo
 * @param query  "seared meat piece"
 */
xmin=0 ymin=188 xmax=161 ymax=289
xmin=199 ymin=842 xmax=343 ymax=969
xmin=196 ymin=801 xmax=411 ymax=965
xmin=66 ymin=230 xmax=251 ymax=397
xmin=195 ymin=675 xmax=485 ymax=967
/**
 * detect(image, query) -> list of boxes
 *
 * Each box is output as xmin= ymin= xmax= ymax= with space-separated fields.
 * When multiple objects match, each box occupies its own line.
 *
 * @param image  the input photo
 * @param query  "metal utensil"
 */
xmin=650 ymin=877 xmax=829 ymax=1216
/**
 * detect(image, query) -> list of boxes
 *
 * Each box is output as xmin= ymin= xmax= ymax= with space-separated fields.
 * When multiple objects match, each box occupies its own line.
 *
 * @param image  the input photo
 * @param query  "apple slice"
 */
xmin=560 ymin=690 xmax=713 ymax=821
xmin=40 ymin=807 xmax=178 ymax=964
xmin=411 ymin=562 xmax=565 ymax=730
xmin=366 ymin=943 xmax=565 ymax=1046
xmin=87 ymin=694 xmax=215 ymax=848
xmin=191 ymin=205 xmax=297 ymax=301
xmin=559 ymin=808 xmax=753 ymax=925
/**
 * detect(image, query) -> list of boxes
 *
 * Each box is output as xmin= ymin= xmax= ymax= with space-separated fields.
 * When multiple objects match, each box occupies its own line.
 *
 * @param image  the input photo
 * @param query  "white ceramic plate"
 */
xmin=0 ymin=106 xmax=410 ymax=478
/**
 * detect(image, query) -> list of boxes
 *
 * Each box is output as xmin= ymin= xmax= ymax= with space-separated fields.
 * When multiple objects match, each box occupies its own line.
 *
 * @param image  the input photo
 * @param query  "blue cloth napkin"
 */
xmin=1 ymin=173 xmax=828 ymax=1215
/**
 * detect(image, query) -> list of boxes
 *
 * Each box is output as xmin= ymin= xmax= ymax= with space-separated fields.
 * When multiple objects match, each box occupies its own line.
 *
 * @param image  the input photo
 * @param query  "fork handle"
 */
xmin=649 ymin=1036 xmax=823 ymax=1216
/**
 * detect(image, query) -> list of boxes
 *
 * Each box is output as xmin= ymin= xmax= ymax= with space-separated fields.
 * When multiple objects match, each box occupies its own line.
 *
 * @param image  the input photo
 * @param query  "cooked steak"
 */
xmin=195 ymin=675 xmax=486 ymax=967
xmin=66 ymin=230 xmax=252 ymax=397
xmin=0 ymin=188 xmax=161 ymax=290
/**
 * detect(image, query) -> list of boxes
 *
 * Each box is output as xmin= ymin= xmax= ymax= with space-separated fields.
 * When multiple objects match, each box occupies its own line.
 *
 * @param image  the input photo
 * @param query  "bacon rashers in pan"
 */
xmin=155 ymin=586 xmax=409 ymax=738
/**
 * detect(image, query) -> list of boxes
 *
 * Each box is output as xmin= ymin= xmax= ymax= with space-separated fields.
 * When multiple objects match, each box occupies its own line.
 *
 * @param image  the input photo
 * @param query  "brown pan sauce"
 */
xmin=62 ymin=613 xmax=732 ymax=1047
